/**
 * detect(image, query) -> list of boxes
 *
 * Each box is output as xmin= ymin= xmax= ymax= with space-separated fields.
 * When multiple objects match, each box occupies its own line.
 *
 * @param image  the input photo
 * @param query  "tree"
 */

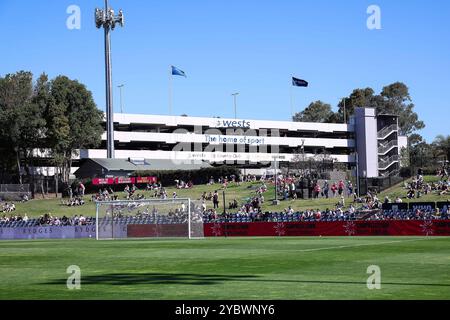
xmin=379 ymin=82 xmax=425 ymax=135
xmin=46 ymin=76 xmax=104 ymax=184
xmin=293 ymin=101 xmax=333 ymax=123
xmin=336 ymin=88 xmax=375 ymax=123
xmin=433 ymin=135 xmax=450 ymax=163
xmin=335 ymin=83 xmax=425 ymax=135
xmin=0 ymin=71 xmax=47 ymax=184
xmin=399 ymin=146 xmax=409 ymax=168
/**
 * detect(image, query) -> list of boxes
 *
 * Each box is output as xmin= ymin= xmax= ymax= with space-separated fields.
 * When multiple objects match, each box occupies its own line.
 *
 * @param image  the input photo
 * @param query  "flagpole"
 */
xmin=290 ymin=76 xmax=294 ymax=119
xmin=169 ymin=65 xmax=172 ymax=115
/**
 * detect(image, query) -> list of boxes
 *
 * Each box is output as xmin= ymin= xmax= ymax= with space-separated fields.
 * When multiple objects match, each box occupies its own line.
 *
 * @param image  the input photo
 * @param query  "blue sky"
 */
xmin=0 ymin=0 xmax=449 ymax=142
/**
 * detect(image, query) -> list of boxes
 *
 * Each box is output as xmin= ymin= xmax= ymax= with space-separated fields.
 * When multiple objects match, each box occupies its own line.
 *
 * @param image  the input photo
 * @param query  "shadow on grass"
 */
xmin=42 ymin=272 xmax=450 ymax=288
xmin=43 ymin=273 xmax=259 ymax=286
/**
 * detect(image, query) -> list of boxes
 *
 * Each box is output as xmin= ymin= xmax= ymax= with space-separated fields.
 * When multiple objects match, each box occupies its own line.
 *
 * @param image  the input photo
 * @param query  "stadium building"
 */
xmin=75 ymin=107 xmax=406 ymax=178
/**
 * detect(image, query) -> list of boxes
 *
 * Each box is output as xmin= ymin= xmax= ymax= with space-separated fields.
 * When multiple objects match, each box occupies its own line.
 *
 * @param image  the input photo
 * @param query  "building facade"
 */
xmin=74 ymin=107 xmax=404 ymax=178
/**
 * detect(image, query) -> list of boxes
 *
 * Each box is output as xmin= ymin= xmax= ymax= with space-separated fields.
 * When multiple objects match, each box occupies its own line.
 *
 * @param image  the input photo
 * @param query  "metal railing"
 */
xmin=379 ymin=168 xmax=400 ymax=178
xmin=378 ymin=140 xmax=398 ymax=155
xmin=378 ymin=155 xmax=400 ymax=170
xmin=377 ymin=124 xmax=398 ymax=140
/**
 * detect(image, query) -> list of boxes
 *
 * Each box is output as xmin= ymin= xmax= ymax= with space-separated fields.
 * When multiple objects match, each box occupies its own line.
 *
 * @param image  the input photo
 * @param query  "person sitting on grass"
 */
xmin=353 ymin=193 xmax=362 ymax=203
xmin=337 ymin=196 xmax=345 ymax=209
xmin=438 ymin=182 xmax=449 ymax=196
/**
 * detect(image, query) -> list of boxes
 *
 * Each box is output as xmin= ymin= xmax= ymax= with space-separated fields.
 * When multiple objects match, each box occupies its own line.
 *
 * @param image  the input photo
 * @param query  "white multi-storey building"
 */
xmin=75 ymin=107 xmax=404 ymax=178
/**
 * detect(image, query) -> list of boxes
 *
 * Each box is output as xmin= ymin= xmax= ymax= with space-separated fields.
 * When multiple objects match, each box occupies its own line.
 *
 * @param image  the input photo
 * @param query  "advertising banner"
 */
xmin=3 ymin=220 xmax=450 ymax=240
xmin=92 ymin=178 xmax=115 ymax=185
xmin=115 ymin=177 xmax=136 ymax=184
xmin=127 ymin=224 xmax=188 ymax=238
xmin=382 ymin=203 xmax=408 ymax=211
xmin=204 ymin=220 xmax=450 ymax=237
xmin=409 ymin=202 xmax=436 ymax=211
xmin=436 ymin=202 xmax=450 ymax=211
xmin=136 ymin=176 xmax=157 ymax=184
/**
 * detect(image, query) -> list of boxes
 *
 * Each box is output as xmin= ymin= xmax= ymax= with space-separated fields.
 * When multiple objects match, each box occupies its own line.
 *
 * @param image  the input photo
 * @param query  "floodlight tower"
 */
xmin=95 ymin=0 xmax=124 ymax=159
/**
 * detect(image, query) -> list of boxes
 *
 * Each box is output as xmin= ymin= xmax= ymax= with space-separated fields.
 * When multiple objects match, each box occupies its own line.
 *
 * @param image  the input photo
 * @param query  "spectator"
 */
xmin=212 ymin=191 xmax=219 ymax=209
xmin=347 ymin=181 xmax=353 ymax=197
xmin=67 ymin=186 xmax=73 ymax=200
xmin=323 ymin=181 xmax=329 ymax=199
xmin=79 ymin=183 xmax=85 ymax=197
xmin=338 ymin=180 xmax=345 ymax=196
xmin=331 ymin=183 xmax=337 ymax=197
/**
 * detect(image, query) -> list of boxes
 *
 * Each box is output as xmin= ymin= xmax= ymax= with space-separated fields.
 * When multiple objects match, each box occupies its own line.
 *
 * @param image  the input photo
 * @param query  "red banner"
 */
xmin=136 ymin=176 xmax=157 ymax=184
xmin=92 ymin=178 xmax=115 ymax=185
xmin=115 ymin=177 xmax=136 ymax=184
xmin=204 ymin=220 xmax=450 ymax=237
xmin=128 ymin=224 xmax=188 ymax=238
xmin=92 ymin=176 xmax=157 ymax=185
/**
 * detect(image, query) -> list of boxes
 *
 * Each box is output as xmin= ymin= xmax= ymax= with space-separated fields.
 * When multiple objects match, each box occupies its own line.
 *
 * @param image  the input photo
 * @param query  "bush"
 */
xmin=400 ymin=167 xmax=412 ymax=178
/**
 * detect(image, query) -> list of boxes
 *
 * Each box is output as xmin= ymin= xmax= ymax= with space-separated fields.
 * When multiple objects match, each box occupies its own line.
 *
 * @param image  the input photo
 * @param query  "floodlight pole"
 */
xmin=96 ymin=0 xmax=124 ymax=159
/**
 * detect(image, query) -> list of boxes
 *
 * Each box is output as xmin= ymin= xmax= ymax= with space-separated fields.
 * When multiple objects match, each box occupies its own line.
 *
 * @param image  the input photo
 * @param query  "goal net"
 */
xmin=95 ymin=198 xmax=204 ymax=240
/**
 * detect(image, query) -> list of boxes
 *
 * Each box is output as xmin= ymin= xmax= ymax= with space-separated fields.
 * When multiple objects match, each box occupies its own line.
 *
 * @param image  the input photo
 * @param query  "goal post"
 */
xmin=94 ymin=198 xmax=204 ymax=240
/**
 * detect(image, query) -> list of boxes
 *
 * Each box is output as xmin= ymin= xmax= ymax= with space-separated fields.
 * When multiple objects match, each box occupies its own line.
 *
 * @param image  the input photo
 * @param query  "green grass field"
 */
xmin=8 ymin=176 xmax=450 ymax=219
xmin=1 ymin=237 xmax=449 ymax=300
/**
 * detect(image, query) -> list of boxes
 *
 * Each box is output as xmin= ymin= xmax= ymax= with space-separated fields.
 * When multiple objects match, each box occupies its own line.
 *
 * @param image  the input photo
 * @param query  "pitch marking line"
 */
xmin=292 ymin=238 xmax=431 ymax=253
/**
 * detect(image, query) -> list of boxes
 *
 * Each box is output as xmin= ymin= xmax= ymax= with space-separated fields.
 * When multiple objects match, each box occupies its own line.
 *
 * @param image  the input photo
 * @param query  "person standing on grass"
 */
xmin=212 ymin=190 xmax=219 ymax=209
xmin=347 ymin=181 xmax=353 ymax=197
xmin=338 ymin=180 xmax=344 ymax=196
xmin=323 ymin=181 xmax=329 ymax=199
xmin=331 ymin=183 xmax=337 ymax=197
xmin=314 ymin=183 xmax=321 ymax=199
xmin=79 ymin=182 xmax=85 ymax=197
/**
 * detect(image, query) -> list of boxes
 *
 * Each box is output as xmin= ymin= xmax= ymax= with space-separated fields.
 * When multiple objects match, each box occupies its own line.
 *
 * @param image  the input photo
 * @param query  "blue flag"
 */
xmin=292 ymin=77 xmax=308 ymax=87
xmin=171 ymin=66 xmax=187 ymax=77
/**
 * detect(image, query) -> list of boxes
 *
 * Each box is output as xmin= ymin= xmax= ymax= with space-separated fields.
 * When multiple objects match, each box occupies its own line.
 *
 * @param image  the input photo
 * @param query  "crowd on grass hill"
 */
xmin=1 ymin=169 xmax=450 ymax=227
xmin=401 ymin=169 xmax=449 ymax=199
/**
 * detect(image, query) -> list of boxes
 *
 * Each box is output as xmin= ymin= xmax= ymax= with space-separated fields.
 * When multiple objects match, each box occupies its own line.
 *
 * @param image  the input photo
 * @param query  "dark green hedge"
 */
xmin=400 ymin=167 xmax=412 ymax=178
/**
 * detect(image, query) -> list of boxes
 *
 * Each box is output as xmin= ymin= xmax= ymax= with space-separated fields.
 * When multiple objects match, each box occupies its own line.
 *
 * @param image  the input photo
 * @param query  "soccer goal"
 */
xmin=95 ymin=198 xmax=204 ymax=240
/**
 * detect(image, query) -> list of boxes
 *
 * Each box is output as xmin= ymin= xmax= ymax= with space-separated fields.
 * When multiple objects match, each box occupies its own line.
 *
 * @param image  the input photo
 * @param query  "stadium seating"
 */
xmin=0 ymin=209 xmax=448 ymax=229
